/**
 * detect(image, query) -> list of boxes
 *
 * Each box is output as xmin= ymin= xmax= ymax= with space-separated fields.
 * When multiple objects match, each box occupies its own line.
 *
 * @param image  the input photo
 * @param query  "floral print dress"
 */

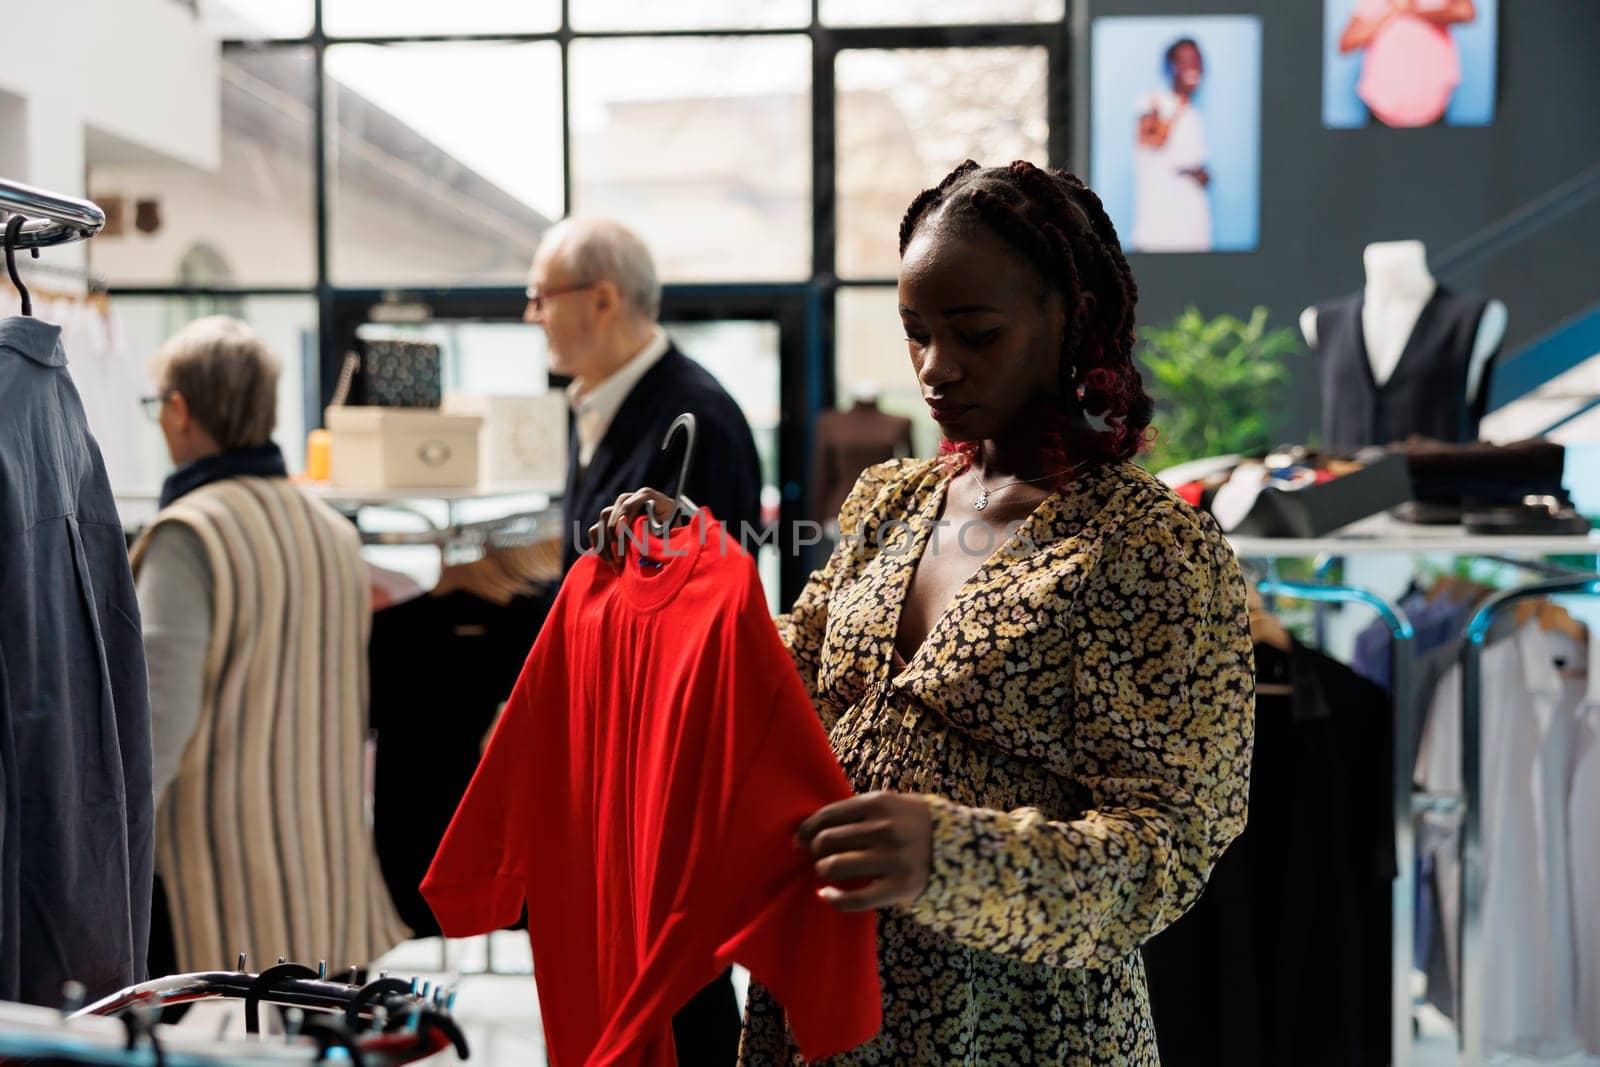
xmin=738 ymin=457 xmax=1255 ymax=1066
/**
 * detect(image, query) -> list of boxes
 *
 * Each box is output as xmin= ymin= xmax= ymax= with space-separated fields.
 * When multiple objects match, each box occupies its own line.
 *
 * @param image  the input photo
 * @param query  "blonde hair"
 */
xmin=149 ymin=316 xmax=281 ymax=449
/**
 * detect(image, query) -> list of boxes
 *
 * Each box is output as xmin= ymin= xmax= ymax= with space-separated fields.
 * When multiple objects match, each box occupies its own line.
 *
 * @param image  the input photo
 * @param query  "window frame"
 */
xmin=109 ymin=0 xmax=1077 ymax=602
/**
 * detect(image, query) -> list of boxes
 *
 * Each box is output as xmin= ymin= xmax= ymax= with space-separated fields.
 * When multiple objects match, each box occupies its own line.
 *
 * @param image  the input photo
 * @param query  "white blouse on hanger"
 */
xmin=1416 ymin=620 xmax=1587 ymax=1057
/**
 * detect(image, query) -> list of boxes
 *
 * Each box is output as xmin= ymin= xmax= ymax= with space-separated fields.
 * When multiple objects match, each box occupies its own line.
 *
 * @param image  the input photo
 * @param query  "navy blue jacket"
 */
xmin=0 ymin=316 xmax=153 ymax=1004
xmin=560 ymin=345 xmax=763 ymax=572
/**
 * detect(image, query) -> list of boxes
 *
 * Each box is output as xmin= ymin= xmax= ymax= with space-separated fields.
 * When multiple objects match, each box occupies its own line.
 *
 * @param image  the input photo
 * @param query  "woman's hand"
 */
xmin=798 ymin=791 xmax=933 ymax=912
xmin=586 ymin=488 xmax=677 ymax=563
xmin=1136 ymin=109 xmax=1170 ymax=148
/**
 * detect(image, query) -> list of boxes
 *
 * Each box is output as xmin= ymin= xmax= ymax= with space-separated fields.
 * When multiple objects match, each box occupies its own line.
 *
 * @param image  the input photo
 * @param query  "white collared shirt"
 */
xmin=566 ymin=328 xmax=670 ymax=469
xmin=1416 ymin=620 xmax=1590 ymax=1055
xmin=1566 ymin=628 xmax=1600 ymax=1055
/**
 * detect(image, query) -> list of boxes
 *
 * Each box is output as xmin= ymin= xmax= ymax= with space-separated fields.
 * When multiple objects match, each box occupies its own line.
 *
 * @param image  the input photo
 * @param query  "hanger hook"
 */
xmin=648 ymin=412 xmax=697 ymax=535
xmin=4 ymin=215 xmax=31 ymax=317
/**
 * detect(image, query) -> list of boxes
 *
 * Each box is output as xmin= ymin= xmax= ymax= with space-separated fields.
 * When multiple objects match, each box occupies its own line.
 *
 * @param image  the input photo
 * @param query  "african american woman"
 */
xmin=592 ymin=160 xmax=1255 ymax=1065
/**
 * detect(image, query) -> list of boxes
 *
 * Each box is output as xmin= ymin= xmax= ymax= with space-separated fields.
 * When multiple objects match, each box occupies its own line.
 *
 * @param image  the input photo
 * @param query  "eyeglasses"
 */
xmin=524 ymin=280 xmax=598 ymax=316
xmin=140 ymin=392 xmax=172 ymax=422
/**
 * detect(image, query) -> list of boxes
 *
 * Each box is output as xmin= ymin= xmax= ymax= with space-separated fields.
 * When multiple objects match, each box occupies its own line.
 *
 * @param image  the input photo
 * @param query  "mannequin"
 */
xmin=1302 ymin=240 xmax=1507 ymax=447
xmin=811 ymin=381 xmax=915 ymax=524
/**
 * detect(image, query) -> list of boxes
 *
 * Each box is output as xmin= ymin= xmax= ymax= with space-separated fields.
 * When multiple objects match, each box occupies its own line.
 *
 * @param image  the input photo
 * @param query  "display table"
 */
xmin=304 ymin=481 xmax=563 ymax=546
xmin=1227 ymin=512 xmax=1600 ymax=559
xmin=306 ymin=479 xmax=564 ymax=508
xmin=119 ymin=482 xmax=567 ymax=544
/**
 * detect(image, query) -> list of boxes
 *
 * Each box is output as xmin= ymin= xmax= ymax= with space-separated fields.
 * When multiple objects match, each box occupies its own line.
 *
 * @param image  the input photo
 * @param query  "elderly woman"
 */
xmin=134 ymin=316 xmax=406 ymax=979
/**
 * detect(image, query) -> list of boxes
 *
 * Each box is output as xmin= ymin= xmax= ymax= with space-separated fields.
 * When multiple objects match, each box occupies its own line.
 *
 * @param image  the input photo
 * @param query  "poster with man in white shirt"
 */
xmin=1091 ymin=16 xmax=1262 ymax=255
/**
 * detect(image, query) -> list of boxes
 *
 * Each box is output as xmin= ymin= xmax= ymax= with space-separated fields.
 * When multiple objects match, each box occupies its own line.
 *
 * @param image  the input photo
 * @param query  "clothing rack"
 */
xmin=74 ymin=963 xmax=468 ymax=1066
xmin=1457 ymin=574 xmax=1600 ymax=1065
xmin=0 ymin=178 xmax=106 ymax=249
xmin=1250 ymin=577 xmax=1416 ymax=1067
xmin=1235 ymin=528 xmax=1600 ymax=1065
xmin=0 ymin=964 xmax=469 ymax=1066
xmin=356 ymin=507 xmax=551 ymax=551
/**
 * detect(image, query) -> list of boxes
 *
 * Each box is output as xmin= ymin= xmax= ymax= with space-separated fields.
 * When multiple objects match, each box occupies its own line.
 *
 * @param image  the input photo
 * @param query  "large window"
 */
xmin=326 ymin=41 xmax=563 ymax=286
xmin=821 ymin=0 xmax=1064 ymax=26
xmin=571 ymin=0 xmax=809 ymax=32
xmin=569 ymin=36 xmax=812 ymax=282
xmin=89 ymin=48 xmax=319 ymax=288
xmin=109 ymin=5 xmax=1073 ymax=600
xmin=322 ymin=0 xmax=560 ymax=36
xmin=835 ymin=46 xmax=1050 ymax=279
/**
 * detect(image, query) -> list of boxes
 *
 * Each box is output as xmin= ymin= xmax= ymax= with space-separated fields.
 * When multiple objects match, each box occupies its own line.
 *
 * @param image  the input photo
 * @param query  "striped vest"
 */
xmin=131 ymin=477 xmax=408 ymax=973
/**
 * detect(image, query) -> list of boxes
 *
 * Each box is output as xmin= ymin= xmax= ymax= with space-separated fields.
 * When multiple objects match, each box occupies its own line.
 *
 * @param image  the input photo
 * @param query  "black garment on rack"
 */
xmin=0 ymin=316 xmax=153 ymax=1005
xmin=1143 ymin=640 xmax=1394 ymax=1067
xmin=370 ymin=589 xmax=554 ymax=937
xmin=1313 ymin=286 xmax=1496 ymax=448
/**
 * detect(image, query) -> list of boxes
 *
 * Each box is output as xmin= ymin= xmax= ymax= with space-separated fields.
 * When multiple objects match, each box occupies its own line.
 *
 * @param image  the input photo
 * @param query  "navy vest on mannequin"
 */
xmin=1312 ymin=287 xmax=1497 ymax=449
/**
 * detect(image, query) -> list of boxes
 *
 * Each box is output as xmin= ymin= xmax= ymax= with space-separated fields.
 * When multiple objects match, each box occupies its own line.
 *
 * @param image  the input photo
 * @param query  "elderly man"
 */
xmin=133 ymin=316 xmax=407 ymax=983
xmin=525 ymin=220 xmax=757 ymax=1061
xmin=526 ymin=218 xmax=762 ymax=571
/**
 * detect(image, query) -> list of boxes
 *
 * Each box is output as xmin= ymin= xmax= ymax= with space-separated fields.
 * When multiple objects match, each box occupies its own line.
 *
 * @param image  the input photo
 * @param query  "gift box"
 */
xmin=442 ymin=393 xmax=567 ymax=489
xmin=326 ymin=406 xmax=482 ymax=489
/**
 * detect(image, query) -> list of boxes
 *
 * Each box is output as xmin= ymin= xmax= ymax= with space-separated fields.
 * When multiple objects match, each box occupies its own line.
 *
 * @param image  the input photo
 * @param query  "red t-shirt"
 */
xmin=421 ymin=511 xmax=882 ymax=1066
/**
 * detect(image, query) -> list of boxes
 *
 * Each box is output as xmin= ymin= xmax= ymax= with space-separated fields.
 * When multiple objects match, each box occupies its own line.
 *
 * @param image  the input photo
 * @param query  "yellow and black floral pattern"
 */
xmin=739 ymin=457 xmax=1255 ymax=1066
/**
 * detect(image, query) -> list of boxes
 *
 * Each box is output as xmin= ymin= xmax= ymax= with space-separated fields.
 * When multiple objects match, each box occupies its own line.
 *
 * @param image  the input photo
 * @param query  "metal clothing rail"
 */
xmin=356 ymin=508 xmax=550 ymax=550
xmin=1253 ymin=578 xmax=1417 ymax=1067
xmin=1239 ymin=533 xmax=1600 ymax=1065
xmin=74 ymin=966 xmax=468 ymax=1066
xmin=0 ymin=178 xmax=106 ymax=249
xmin=1457 ymin=574 xmax=1600 ymax=1064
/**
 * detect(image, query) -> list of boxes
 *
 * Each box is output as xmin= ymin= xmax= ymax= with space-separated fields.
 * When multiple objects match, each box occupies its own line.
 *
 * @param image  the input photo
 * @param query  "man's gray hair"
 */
xmin=539 ymin=218 xmax=661 ymax=320
xmin=148 ymin=316 xmax=281 ymax=449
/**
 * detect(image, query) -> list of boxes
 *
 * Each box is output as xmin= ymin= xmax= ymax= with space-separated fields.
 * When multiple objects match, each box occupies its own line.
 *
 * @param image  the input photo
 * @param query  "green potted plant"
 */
xmin=1136 ymin=306 xmax=1304 ymax=475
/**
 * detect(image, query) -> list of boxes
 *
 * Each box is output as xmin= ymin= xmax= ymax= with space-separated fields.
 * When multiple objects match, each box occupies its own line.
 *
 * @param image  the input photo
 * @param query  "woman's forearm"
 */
xmin=1418 ymin=0 xmax=1475 ymax=27
xmin=1339 ymin=15 xmax=1382 ymax=53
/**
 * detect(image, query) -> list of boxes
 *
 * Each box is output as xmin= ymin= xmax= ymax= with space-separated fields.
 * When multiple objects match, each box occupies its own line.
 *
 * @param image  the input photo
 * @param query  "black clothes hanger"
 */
xmin=345 ymin=976 xmax=415 ymax=1029
xmin=626 ymin=411 xmax=700 ymax=570
xmin=646 ymin=411 xmax=699 ymax=537
xmin=244 ymin=962 xmax=320 ymax=1034
xmin=4 ymin=215 xmax=35 ymax=316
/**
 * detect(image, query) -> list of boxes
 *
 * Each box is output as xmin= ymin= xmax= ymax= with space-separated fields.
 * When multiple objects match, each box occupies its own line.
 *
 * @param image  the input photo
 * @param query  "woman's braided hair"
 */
xmin=898 ymin=160 xmax=1154 ymax=470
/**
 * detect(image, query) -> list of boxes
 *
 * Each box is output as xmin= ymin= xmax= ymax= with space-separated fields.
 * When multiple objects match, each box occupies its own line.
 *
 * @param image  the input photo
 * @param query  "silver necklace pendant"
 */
xmin=974 ymin=489 xmax=990 ymax=511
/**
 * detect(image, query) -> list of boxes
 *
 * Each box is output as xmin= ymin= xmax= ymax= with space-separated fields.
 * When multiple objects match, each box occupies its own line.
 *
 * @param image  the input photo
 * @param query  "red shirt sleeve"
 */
xmin=715 ymin=676 xmax=883 ymax=1059
xmin=712 ymin=589 xmax=882 ymax=1059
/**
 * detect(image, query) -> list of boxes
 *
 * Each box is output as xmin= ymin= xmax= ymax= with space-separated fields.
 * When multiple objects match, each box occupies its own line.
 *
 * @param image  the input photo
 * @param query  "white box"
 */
xmin=326 ymin=407 xmax=483 ymax=489
xmin=443 ymin=393 xmax=568 ymax=489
